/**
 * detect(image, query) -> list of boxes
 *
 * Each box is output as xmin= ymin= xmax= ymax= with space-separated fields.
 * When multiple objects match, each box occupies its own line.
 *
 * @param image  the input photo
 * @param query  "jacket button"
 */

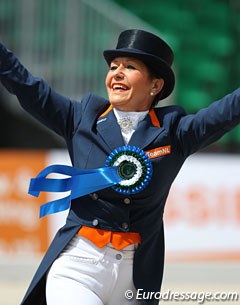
xmin=92 ymin=219 xmax=99 ymax=226
xmin=123 ymin=198 xmax=131 ymax=204
xmin=121 ymin=222 xmax=129 ymax=230
xmin=91 ymin=193 xmax=98 ymax=200
xmin=116 ymin=253 xmax=122 ymax=260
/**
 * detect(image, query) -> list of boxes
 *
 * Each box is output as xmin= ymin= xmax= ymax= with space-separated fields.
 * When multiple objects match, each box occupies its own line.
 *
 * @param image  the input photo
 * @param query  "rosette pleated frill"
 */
xmin=105 ymin=146 xmax=152 ymax=194
xmin=28 ymin=146 xmax=152 ymax=217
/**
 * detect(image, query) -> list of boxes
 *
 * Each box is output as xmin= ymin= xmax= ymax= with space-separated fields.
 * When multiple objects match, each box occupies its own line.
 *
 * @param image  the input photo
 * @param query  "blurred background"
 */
xmin=0 ymin=0 xmax=239 ymax=304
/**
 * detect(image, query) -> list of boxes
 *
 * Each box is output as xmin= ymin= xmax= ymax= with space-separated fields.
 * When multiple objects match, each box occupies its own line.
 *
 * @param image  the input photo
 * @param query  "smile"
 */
xmin=112 ymin=83 xmax=129 ymax=91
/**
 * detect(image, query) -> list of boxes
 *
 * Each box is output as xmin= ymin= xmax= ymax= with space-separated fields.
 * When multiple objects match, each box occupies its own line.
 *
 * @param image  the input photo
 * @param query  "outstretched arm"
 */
xmin=0 ymin=42 xmax=83 ymax=140
xmin=176 ymin=88 xmax=240 ymax=157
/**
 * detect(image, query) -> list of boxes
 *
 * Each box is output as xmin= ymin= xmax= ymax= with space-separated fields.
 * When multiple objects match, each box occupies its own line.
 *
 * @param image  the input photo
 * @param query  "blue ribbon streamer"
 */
xmin=28 ymin=164 xmax=122 ymax=218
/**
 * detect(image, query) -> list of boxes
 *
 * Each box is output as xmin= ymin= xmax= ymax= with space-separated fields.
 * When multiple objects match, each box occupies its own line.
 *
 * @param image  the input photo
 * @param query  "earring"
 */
xmin=150 ymin=92 xmax=154 ymax=96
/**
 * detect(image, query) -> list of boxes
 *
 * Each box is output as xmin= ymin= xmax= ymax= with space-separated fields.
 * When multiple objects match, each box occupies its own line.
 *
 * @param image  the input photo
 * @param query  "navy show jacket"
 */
xmin=0 ymin=43 xmax=240 ymax=305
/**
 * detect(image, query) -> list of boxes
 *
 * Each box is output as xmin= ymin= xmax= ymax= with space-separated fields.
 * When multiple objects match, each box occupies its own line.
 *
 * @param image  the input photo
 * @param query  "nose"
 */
xmin=113 ymin=65 xmax=125 ymax=79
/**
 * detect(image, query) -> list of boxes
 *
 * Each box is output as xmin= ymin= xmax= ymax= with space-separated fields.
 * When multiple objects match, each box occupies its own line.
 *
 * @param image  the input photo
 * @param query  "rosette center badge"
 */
xmin=105 ymin=146 xmax=153 ymax=194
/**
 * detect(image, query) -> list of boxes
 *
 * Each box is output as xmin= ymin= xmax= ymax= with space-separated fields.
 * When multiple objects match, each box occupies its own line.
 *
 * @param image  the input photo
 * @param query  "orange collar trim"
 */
xmin=149 ymin=108 xmax=160 ymax=127
xmin=99 ymin=105 xmax=113 ymax=118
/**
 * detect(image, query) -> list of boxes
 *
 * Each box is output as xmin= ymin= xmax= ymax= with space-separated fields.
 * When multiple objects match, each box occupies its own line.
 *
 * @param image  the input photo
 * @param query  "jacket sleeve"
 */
xmin=0 ymin=42 xmax=83 ymax=140
xmin=175 ymin=88 xmax=240 ymax=157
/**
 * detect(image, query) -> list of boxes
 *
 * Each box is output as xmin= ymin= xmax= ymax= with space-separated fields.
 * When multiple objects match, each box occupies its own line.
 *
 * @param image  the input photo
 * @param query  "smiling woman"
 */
xmin=105 ymin=57 xmax=164 ymax=111
xmin=0 ymin=29 xmax=239 ymax=305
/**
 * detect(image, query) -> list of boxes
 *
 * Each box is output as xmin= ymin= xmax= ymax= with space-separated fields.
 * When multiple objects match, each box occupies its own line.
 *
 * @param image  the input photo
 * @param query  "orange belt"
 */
xmin=78 ymin=226 xmax=141 ymax=250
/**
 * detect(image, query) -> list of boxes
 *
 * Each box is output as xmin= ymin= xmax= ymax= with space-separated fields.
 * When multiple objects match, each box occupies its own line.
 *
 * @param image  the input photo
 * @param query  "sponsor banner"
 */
xmin=164 ymin=154 xmax=240 ymax=261
xmin=0 ymin=150 xmax=49 ymax=256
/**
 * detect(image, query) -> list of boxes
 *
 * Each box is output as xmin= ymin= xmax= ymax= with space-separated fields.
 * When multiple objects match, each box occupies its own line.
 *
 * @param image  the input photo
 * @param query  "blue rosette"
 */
xmin=28 ymin=145 xmax=153 ymax=217
xmin=105 ymin=146 xmax=152 ymax=194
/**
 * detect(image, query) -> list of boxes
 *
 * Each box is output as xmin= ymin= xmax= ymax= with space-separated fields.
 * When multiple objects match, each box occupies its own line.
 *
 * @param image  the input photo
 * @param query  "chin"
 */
xmin=110 ymin=98 xmax=127 ymax=106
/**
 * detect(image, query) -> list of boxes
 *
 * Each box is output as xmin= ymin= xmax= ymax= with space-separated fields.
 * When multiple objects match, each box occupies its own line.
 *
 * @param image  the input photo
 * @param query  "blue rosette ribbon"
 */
xmin=28 ymin=146 xmax=152 ymax=217
xmin=105 ymin=146 xmax=152 ymax=194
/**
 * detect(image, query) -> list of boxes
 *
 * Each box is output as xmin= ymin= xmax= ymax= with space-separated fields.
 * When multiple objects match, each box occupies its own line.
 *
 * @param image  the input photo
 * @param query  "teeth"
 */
xmin=113 ymin=84 xmax=127 ymax=90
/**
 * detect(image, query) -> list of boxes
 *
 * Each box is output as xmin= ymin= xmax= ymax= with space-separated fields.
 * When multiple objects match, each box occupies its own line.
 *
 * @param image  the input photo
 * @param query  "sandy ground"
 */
xmin=0 ymin=258 xmax=239 ymax=305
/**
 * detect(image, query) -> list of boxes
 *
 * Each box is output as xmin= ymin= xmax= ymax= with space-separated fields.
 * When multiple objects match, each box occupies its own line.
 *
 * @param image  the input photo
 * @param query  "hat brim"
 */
xmin=103 ymin=48 xmax=175 ymax=100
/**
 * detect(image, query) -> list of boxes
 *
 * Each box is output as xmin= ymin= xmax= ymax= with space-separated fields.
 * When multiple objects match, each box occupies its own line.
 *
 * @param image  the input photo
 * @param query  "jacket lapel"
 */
xmin=96 ymin=105 xmax=125 ymax=151
xmin=129 ymin=108 xmax=165 ymax=149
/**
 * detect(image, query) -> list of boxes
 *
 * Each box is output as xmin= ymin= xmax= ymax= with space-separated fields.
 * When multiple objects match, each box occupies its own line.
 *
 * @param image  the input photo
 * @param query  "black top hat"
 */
xmin=103 ymin=29 xmax=175 ymax=100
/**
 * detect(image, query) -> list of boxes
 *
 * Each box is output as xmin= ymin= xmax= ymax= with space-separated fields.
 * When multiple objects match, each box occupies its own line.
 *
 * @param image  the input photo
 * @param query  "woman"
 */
xmin=0 ymin=29 xmax=240 ymax=305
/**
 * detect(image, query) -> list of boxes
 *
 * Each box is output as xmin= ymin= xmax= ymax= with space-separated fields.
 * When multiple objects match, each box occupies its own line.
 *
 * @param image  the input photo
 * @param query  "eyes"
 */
xmin=110 ymin=64 xmax=136 ymax=71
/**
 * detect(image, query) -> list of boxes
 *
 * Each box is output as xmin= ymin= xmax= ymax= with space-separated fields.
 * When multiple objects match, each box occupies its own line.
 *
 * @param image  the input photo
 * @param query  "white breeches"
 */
xmin=46 ymin=235 xmax=142 ymax=305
